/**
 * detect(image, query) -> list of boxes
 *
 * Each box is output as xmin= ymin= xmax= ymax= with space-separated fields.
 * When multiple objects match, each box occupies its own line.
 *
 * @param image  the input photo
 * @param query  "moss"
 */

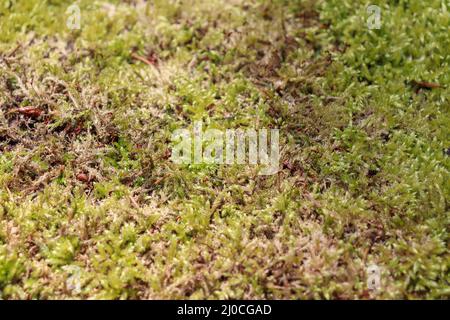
xmin=0 ymin=0 xmax=448 ymax=299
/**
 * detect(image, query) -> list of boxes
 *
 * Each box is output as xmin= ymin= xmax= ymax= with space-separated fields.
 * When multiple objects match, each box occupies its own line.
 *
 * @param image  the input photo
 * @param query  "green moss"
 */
xmin=0 ymin=0 xmax=448 ymax=299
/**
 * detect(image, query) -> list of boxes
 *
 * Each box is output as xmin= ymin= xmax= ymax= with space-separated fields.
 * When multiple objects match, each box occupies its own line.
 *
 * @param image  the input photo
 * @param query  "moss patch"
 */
xmin=0 ymin=0 xmax=448 ymax=299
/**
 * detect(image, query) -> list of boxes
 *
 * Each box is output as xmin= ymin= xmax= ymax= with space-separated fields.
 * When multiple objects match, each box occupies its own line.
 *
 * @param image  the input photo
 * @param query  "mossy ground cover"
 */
xmin=0 ymin=0 xmax=448 ymax=299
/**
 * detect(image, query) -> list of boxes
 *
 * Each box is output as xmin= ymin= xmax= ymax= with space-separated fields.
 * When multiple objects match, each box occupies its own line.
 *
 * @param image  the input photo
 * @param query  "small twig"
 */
xmin=7 ymin=43 xmax=22 ymax=57
xmin=129 ymin=195 xmax=140 ymax=209
xmin=411 ymin=80 xmax=442 ymax=89
xmin=131 ymin=53 xmax=160 ymax=71
xmin=8 ymin=106 xmax=43 ymax=118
